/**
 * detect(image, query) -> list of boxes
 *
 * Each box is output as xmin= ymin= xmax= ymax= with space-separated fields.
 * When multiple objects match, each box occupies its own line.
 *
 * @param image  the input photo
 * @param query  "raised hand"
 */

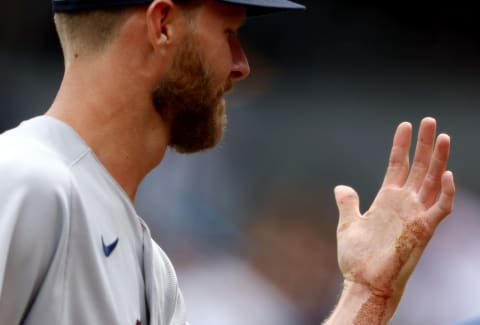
xmin=332 ymin=117 xmax=455 ymax=324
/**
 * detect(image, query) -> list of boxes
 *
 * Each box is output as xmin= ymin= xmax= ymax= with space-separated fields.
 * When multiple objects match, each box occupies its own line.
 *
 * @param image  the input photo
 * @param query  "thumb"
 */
xmin=334 ymin=185 xmax=361 ymax=224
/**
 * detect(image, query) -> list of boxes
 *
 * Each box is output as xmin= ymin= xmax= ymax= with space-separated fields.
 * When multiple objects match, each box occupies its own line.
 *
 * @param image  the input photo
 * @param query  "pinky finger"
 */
xmin=425 ymin=171 xmax=455 ymax=227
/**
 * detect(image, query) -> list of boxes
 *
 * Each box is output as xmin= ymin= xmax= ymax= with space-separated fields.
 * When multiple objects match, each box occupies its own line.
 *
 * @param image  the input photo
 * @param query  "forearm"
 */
xmin=323 ymin=281 xmax=400 ymax=325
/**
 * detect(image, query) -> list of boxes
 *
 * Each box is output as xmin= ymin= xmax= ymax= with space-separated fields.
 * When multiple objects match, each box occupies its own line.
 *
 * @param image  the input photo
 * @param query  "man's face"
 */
xmin=153 ymin=0 xmax=249 ymax=154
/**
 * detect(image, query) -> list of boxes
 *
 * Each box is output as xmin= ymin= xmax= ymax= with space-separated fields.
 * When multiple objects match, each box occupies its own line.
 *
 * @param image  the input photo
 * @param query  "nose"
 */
xmin=229 ymin=36 xmax=250 ymax=81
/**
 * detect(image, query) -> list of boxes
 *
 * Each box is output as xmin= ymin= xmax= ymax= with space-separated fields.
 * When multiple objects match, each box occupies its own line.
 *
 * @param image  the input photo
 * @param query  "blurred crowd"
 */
xmin=135 ymin=149 xmax=480 ymax=325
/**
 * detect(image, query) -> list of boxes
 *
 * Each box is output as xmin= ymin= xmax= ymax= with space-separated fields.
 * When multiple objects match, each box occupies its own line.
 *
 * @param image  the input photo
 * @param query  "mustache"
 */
xmin=223 ymin=79 xmax=234 ymax=93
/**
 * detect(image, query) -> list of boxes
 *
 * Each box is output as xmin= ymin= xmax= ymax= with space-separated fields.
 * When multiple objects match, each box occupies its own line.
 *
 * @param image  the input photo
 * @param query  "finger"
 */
xmin=382 ymin=122 xmax=412 ymax=187
xmin=334 ymin=185 xmax=361 ymax=228
xmin=405 ymin=117 xmax=436 ymax=191
xmin=418 ymin=133 xmax=450 ymax=207
xmin=424 ymin=171 xmax=455 ymax=227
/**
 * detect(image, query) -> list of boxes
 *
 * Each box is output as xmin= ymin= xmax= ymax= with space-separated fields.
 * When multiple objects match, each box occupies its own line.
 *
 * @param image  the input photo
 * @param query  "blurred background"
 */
xmin=1 ymin=1 xmax=480 ymax=324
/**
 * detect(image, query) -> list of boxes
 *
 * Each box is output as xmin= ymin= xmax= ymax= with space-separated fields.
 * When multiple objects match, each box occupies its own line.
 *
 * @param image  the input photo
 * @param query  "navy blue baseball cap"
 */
xmin=52 ymin=0 xmax=305 ymax=15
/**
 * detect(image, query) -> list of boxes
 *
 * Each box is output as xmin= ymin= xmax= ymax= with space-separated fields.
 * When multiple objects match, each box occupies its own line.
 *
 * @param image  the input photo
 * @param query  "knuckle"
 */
xmin=389 ymin=156 xmax=406 ymax=168
xmin=423 ymin=173 xmax=439 ymax=188
xmin=439 ymin=201 xmax=453 ymax=214
xmin=412 ymin=159 xmax=429 ymax=171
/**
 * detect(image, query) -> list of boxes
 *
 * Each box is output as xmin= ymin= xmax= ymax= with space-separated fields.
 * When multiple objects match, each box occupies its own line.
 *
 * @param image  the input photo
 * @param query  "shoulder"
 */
xmin=0 ymin=127 xmax=74 ymax=243
xmin=0 ymin=124 xmax=74 ymax=197
xmin=0 ymin=116 xmax=91 ymax=181
xmin=0 ymin=131 xmax=74 ymax=282
xmin=0 ymin=133 xmax=74 ymax=323
xmin=0 ymin=148 xmax=73 ymax=237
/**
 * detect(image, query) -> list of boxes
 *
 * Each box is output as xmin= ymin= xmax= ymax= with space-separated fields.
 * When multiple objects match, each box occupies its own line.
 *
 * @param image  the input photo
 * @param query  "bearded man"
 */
xmin=0 ymin=0 xmax=455 ymax=324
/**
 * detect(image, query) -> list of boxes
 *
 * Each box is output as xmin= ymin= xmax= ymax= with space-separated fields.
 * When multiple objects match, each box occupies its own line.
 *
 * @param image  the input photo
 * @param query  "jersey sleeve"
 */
xmin=0 ymin=159 xmax=71 ymax=323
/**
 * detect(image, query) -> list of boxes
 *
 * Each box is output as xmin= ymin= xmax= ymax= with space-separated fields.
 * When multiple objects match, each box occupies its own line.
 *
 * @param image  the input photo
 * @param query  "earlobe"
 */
xmin=146 ymin=0 xmax=176 ymax=47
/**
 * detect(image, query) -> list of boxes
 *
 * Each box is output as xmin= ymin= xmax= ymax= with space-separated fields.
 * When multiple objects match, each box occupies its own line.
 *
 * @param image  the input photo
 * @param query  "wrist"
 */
xmin=325 ymin=280 xmax=398 ymax=325
xmin=345 ymin=280 xmax=389 ymax=325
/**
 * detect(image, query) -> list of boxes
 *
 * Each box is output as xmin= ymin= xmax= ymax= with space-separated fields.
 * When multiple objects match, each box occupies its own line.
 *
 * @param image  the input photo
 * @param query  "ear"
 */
xmin=146 ymin=0 xmax=177 ymax=49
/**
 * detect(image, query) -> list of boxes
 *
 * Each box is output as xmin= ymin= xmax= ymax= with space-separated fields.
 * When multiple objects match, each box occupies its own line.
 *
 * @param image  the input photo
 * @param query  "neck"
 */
xmin=47 ymin=57 xmax=169 ymax=202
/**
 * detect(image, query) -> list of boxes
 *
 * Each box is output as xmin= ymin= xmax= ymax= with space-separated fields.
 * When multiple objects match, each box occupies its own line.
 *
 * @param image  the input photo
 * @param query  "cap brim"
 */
xmin=218 ymin=0 xmax=305 ymax=16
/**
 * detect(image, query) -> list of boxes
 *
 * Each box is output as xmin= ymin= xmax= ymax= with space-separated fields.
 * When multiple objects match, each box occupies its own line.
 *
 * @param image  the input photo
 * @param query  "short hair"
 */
xmin=53 ymin=1 xmax=205 ymax=64
xmin=54 ymin=8 xmax=134 ymax=63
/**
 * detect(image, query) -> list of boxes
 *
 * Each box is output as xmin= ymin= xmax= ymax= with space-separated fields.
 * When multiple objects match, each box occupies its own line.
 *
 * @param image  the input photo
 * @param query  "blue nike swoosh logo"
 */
xmin=102 ymin=236 xmax=119 ymax=257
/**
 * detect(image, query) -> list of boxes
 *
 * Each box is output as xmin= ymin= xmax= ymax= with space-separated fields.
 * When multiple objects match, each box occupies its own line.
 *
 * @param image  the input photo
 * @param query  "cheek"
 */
xmin=212 ymin=52 xmax=231 ymax=82
xmin=204 ymin=39 xmax=234 ymax=82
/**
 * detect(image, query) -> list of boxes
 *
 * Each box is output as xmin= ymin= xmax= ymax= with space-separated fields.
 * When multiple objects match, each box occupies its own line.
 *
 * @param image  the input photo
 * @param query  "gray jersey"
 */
xmin=0 ymin=116 xmax=187 ymax=325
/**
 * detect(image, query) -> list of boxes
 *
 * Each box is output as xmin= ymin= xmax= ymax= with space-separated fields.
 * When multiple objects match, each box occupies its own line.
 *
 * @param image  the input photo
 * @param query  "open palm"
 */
xmin=334 ymin=117 xmax=455 ymax=301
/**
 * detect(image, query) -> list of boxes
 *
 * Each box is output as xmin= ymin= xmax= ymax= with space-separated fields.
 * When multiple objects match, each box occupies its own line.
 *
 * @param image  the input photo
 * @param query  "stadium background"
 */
xmin=1 ymin=1 xmax=480 ymax=324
